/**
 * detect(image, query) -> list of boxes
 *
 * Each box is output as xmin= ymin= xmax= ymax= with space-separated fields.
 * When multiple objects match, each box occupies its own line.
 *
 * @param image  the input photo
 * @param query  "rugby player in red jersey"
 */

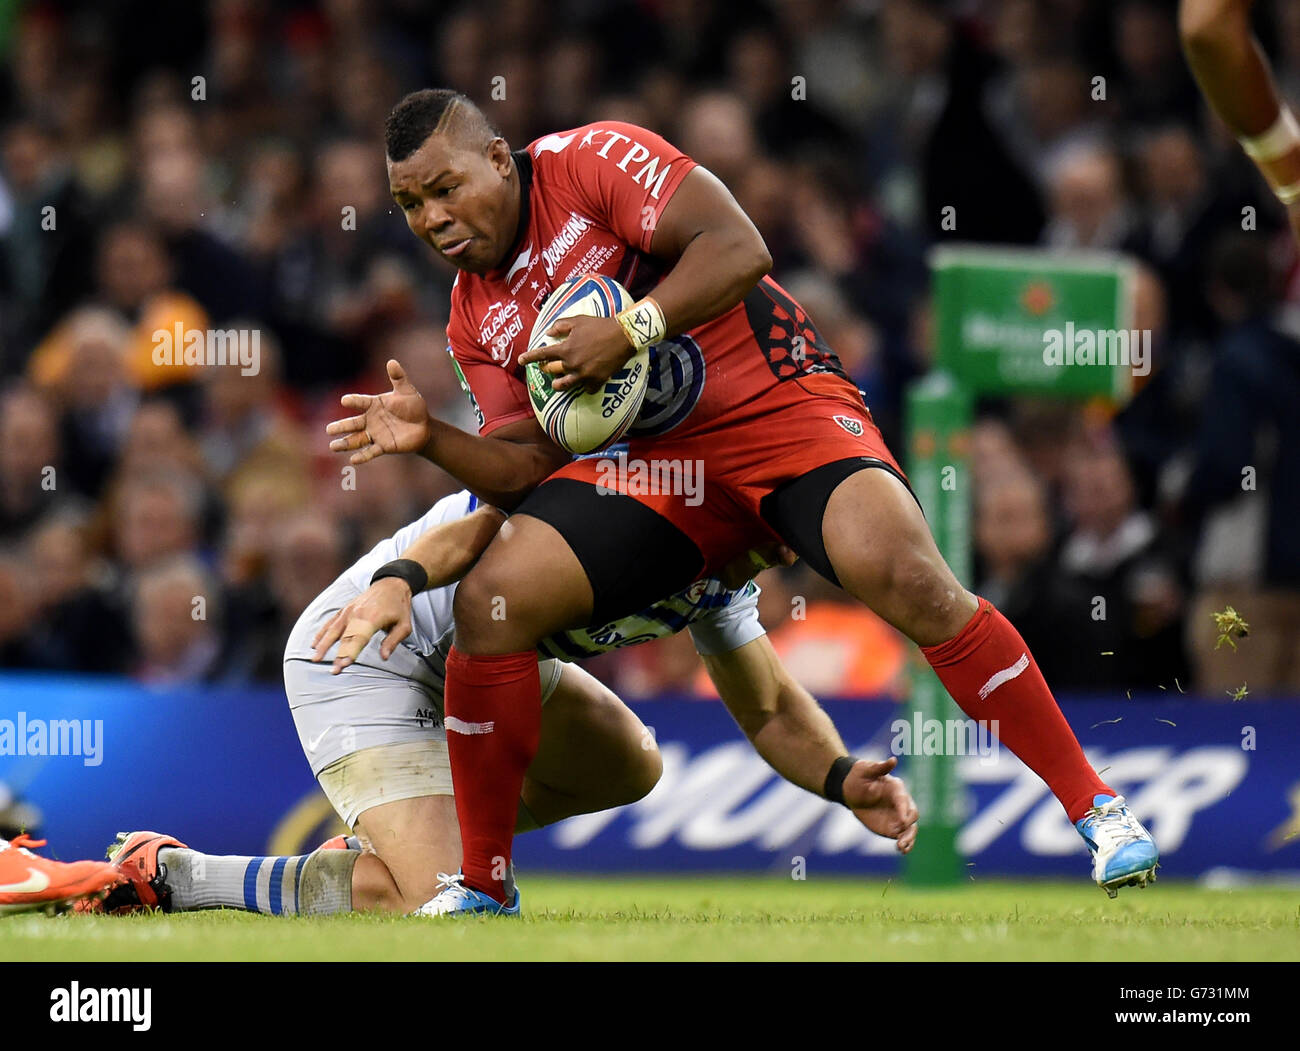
xmin=329 ymin=89 xmax=1157 ymax=912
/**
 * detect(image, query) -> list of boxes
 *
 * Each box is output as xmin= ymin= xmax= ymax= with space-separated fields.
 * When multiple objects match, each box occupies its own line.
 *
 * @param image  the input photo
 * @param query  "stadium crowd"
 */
xmin=1 ymin=0 xmax=1297 ymax=697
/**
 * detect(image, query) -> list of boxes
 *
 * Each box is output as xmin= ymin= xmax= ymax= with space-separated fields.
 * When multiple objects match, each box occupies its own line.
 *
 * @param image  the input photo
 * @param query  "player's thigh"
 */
xmin=510 ymin=476 xmax=705 ymax=625
xmin=820 ymin=465 xmax=975 ymax=644
xmin=452 ymin=510 xmax=596 ymax=652
xmin=530 ymin=662 xmax=661 ymax=805
xmin=285 ymin=655 xmax=457 ymax=906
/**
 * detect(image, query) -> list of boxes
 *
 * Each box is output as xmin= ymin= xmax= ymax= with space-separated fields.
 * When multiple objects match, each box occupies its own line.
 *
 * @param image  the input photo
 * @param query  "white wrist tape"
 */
xmin=1240 ymin=105 xmax=1300 ymax=162
xmin=1277 ymin=179 xmax=1300 ymax=205
xmin=616 ymin=296 xmax=667 ymax=352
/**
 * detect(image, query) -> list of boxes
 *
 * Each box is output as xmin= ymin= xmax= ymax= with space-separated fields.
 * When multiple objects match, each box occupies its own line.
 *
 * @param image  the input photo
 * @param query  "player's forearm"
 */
xmin=1182 ymin=0 xmax=1300 ymax=206
xmin=705 ymin=641 xmax=848 ymax=797
xmin=418 ymin=417 xmax=562 ymax=511
xmin=652 ymin=229 xmax=772 ymax=340
xmin=401 ymin=505 xmax=507 ymax=590
xmin=1181 ymin=0 xmax=1278 ymax=135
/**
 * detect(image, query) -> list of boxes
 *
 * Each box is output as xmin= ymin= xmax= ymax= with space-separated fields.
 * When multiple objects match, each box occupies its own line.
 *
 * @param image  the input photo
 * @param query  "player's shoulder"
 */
xmin=526 ymin=121 xmax=684 ymax=172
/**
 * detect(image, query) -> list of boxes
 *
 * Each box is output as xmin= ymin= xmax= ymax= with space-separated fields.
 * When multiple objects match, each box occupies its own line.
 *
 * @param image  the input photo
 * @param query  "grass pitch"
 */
xmin=3 ymin=877 xmax=1296 ymax=962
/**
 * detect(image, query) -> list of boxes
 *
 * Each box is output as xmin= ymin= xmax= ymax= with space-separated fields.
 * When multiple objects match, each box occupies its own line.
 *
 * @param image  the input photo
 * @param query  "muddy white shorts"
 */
xmin=282 ymin=577 xmax=561 ymax=827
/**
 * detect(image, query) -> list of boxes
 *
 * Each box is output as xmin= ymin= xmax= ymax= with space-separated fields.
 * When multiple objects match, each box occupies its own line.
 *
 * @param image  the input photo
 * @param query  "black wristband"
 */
xmin=823 ymin=755 xmax=859 ymax=806
xmin=370 ymin=558 xmax=428 ymax=595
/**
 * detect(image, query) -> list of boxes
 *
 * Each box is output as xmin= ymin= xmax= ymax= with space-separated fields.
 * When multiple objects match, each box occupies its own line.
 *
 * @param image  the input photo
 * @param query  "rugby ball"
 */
xmin=524 ymin=275 xmax=650 ymax=454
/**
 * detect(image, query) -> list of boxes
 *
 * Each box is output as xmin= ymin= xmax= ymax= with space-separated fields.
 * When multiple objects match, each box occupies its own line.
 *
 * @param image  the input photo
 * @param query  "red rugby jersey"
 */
xmin=446 ymin=120 xmax=863 ymax=441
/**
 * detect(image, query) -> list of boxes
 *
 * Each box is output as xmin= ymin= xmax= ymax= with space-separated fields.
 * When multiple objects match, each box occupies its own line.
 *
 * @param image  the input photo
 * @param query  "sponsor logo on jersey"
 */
xmin=533 ymin=132 xmax=577 ymax=156
xmin=833 ymin=414 xmax=864 ymax=436
xmin=579 ymin=128 xmax=675 ymax=199
xmin=541 ymin=212 xmax=593 ymax=278
xmin=505 ymin=242 xmax=533 ymax=285
xmin=478 ymin=300 xmax=525 ymax=362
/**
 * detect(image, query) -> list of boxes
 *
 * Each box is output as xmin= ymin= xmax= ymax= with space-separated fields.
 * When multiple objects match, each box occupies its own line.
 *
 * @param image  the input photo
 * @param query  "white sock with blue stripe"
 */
xmin=157 ymin=848 xmax=359 ymax=915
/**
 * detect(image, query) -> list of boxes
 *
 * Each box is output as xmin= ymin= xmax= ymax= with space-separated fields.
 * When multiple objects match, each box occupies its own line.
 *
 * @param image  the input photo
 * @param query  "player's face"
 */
xmin=388 ymin=133 xmax=517 ymax=275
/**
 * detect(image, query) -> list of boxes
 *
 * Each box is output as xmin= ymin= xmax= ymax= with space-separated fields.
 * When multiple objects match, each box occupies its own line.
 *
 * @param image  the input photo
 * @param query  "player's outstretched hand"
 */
xmin=311 ymin=578 xmax=414 ymax=674
xmin=327 ymin=359 xmax=432 ymax=464
xmin=518 ymin=315 xmax=634 ymax=394
xmin=841 ymin=756 xmax=920 ymax=854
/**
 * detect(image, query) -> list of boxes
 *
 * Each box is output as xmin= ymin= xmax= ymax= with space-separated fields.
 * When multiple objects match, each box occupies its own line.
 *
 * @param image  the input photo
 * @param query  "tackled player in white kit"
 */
xmin=98 ymin=491 xmax=918 ymax=917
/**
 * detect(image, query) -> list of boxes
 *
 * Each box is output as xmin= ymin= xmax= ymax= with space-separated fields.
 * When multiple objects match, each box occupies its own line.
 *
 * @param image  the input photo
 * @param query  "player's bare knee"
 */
xmin=622 ymin=738 xmax=663 ymax=804
xmin=451 ymin=566 xmax=529 ymax=651
xmin=888 ymin=559 xmax=973 ymax=643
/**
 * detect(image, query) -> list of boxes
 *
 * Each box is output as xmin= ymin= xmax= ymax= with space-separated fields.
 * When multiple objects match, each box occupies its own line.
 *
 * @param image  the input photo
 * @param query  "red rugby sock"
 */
xmin=921 ymin=597 xmax=1113 ymax=824
xmin=444 ymin=646 xmax=542 ymax=903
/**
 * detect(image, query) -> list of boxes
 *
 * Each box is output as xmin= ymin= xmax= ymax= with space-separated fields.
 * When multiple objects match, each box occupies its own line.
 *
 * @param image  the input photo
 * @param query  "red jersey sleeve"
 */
xmin=446 ymin=295 xmax=534 ymax=437
xmin=549 ymin=122 xmax=697 ymax=253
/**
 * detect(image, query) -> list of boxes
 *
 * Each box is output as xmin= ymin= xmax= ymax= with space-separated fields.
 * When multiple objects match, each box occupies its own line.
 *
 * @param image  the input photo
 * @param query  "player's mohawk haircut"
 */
xmin=385 ymin=88 xmax=498 ymax=161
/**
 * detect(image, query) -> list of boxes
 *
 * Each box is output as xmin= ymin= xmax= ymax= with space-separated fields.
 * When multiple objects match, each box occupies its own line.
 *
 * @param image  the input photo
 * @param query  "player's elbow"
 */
xmin=744 ymin=238 xmax=773 ymax=285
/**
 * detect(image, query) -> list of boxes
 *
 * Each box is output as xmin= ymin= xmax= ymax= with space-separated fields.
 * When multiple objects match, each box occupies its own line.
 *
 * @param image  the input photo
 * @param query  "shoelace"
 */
xmin=7 ymin=834 xmax=48 ymax=854
xmin=434 ymin=872 xmax=469 ymax=897
xmin=1084 ymin=797 xmax=1147 ymax=849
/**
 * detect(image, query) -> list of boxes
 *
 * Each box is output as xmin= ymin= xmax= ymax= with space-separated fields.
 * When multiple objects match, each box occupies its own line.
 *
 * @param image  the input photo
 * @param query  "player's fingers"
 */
xmin=336 ymin=395 xmax=374 ymax=414
xmin=349 ymin=445 xmax=384 ymax=466
xmin=542 ymin=359 xmax=566 ymax=376
xmin=517 ymin=344 xmax=559 ymax=366
xmin=331 ymin=620 xmax=378 ymax=674
xmin=312 ymin=609 xmax=350 ymax=659
xmin=326 ymin=412 xmax=369 ymax=436
xmin=386 ymin=359 xmax=410 ymax=391
xmin=329 ymin=430 xmax=372 ymax=452
xmin=545 ymin=319 xmax=574 ymax=339
xmin=379 ymin=616 xmax=412 ymax=660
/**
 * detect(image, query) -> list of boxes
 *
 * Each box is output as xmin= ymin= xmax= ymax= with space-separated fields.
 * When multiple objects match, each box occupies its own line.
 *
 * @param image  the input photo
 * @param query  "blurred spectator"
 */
xmin=1179 ymin=233 xmax=1300 ymax=692
xmin=0 ymin=116 xmax=96 ymax=363
xmin=1057 ymin=436 xmax=1190 ymax=689
xmin=109 ymin=470 xmax=204 ymax=573
xmin=131 ymin=555 xmax=224 ymax=684
xmin=0 ymin=551 xmax=37 ymax=667
xmin=28 ymin=219 xmax=210 ymax=404
xmin=0 ymin=382 xmax=61 ymax=542
xmin=874 ymin=0 xmax=1045 ymax=243
xmin=1041 ymin=143 xmax=1132 ymax=250
xmin=38 ymin=307 xmax=139 ymax=499
xmin=20 ymin=512 xmax=131 ymax=674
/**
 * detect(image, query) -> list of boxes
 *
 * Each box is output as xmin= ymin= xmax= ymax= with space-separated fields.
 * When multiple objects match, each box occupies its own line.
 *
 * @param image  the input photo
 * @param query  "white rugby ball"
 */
xmin=524 ymin=275 xmax=650 ymax=454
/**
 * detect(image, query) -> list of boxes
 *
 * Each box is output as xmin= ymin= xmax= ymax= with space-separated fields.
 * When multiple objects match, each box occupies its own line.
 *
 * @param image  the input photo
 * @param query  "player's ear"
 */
xmin=488 ymin=137 xmax=512 ymax=176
